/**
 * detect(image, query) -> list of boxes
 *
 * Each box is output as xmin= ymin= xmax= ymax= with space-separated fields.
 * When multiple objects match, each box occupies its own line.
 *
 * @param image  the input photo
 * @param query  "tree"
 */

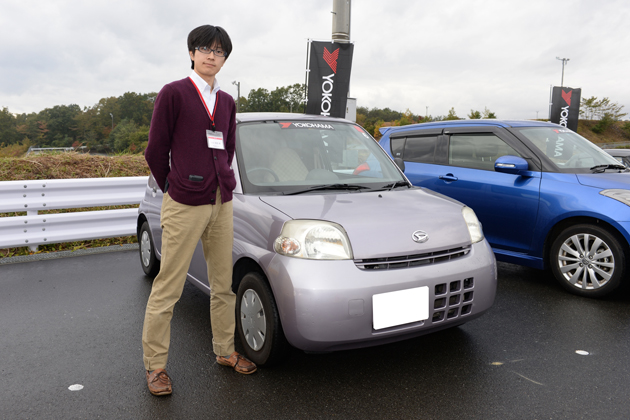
xmin=580 ymin=96 xmax=627 ymax=121
xmin=269 ymin=86 xmax=290 ymax=112
xmin=397 ymin=109 xmax=417 ymax=126
xmin=41 ymin=104 xmax=81 ymax=143
xmin=445 ymin=107 xmax=459 ymax=120
xmin=286 ymin=83 xmax=306 ymax=113
xmin=468 ymin=110 xmax=482 ymax=119
xmin=580 ymin=96 xmax=599 ymax=120
xmin=245 ymin=88 xmax=271 ymax=112
xmin=240 ymin=84 xmax=306 ymax=113
xmin=372 ymin=119 xmax=386 ymax=139
xmin=235 ymin=96 xmax=248 ymax=113
xmin=118 ymin=92 xmax=156 ymax=126
xmin=109 ymin=119 xmax=148 ymax=152
xmin=0 ymin=107 xmax=20 ymax=145
xmin=482 ymin=107 xmax=497 ymax=119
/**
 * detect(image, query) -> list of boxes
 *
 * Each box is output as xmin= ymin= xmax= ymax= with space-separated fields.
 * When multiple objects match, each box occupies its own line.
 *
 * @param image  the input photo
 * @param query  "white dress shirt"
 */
xmin=189 ymin=70 xmax=221 ymax=114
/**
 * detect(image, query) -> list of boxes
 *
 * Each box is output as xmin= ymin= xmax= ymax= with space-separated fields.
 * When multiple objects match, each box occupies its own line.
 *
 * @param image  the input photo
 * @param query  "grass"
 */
xmin=0 ymin=152 xmax=150 ymax=258
xmin=0 ymin=152 xmax=150 ymax=180
xmin=577 ymin=120 xmax=630 ymax=145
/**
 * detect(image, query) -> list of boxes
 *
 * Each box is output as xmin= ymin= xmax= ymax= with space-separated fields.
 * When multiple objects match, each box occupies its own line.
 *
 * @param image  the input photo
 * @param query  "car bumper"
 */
xmin=266 ymin=240 xmax=497 ymax=352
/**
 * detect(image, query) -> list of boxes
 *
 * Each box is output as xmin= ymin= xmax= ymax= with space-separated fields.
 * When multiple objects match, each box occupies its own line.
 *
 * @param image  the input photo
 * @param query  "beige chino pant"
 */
xmin=142 ymin=189 xmax=235 ymax=371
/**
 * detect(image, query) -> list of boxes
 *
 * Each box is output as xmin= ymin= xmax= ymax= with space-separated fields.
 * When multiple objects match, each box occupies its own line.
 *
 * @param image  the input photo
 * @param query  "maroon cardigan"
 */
xmin=145 ymin=77 xmax=237 ymax=206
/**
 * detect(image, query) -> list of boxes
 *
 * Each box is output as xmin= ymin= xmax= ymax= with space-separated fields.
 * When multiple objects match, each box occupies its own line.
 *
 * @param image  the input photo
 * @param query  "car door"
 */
xmin=399 ymin=127 xmax=542 ymax=254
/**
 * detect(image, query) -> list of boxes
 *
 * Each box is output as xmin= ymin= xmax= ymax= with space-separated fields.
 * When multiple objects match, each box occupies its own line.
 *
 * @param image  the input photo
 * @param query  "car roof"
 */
xmin=236 ymin=112 xmax=351 ymax=124
xmin=380 ymin=119 xmax=559 ymax=136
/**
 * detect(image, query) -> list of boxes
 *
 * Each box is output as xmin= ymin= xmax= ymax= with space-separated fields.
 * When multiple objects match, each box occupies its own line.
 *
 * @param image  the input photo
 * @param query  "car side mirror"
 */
xmin=494 ymin=155 xmax=529 ymax=175
xmin=394 ymin=157 xmax=405 ymax=173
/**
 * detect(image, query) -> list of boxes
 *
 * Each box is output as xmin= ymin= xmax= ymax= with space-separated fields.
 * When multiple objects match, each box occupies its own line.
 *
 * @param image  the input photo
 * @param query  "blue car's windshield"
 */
xmin=517 ymin=127 xmax=621 ymax=171
xmin=236 ymin=120 xmax=405 ymax=194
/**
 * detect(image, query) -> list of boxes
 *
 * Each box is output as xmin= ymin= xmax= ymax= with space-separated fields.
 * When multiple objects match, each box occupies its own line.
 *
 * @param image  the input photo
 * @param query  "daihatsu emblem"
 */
xmin=412 ymin=230 xmax=429 ymax=243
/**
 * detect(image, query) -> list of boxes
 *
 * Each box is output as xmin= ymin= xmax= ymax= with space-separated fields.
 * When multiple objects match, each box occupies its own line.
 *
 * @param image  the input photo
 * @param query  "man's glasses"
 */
xmin=195 ymin=46 xmax=227 ymax=57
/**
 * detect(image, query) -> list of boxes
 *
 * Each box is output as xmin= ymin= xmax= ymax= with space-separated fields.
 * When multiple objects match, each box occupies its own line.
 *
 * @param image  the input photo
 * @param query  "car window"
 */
xmin=403 ymin=136 xmax=438 ymax=163
xmin=448 ymin=134 xmax=521 ymax=171
xmin=236 ymin=121 xmax=406 ymax=194
xmin=390 ymin=137 xmax=405 ymax=159
xmin=517 ymin=127 xmax=621 ymax=170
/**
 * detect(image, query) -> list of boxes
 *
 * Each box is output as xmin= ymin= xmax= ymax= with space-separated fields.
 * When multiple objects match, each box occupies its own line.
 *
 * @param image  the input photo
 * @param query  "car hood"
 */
xmin=259 ymin=189 xmax=472 ymax=259
xmin=576 ymin=172 xmax=630 ymax=190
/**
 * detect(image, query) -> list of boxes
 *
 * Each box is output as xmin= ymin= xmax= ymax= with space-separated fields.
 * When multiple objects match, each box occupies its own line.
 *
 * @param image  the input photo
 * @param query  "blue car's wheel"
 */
xmin=550 ymin=224 xmax=625 ymax=298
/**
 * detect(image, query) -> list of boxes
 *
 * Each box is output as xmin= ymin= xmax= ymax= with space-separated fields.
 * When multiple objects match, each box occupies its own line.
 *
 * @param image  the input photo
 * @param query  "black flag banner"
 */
xmin=550 ymin=86 xmax=581 ymax=132
xmin=306 ymin=41 xmax=354 ymax=118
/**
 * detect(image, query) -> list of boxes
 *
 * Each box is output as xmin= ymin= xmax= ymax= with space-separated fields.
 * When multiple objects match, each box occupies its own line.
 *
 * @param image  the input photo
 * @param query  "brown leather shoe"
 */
xmin=146 ymin=369 xmax=172 ymax=396
xmin=216 ymin=351 xmax=257 ymax=374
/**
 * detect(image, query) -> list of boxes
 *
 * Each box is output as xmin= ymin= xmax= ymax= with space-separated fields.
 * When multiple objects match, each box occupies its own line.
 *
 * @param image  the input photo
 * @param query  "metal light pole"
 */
xmin=556 ymin=57 xmax=569 ymax=87
xmin=109 ymin=113 xmax=114 ymax=130
xmin=332 ymin=0 xmax=351 ymax=43
xmin=232 ymin=81 xmax=240 ymax=113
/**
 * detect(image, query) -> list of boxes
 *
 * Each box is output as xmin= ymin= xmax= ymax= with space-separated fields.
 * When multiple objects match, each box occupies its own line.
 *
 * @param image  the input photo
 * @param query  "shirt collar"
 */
xmin=189 ymin=70 xmax=221 ymax=95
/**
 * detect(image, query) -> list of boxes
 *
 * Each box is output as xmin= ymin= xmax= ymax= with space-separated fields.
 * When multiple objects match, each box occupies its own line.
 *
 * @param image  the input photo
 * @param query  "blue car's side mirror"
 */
xmin=495 ymin=155 xmax=529 ymax=175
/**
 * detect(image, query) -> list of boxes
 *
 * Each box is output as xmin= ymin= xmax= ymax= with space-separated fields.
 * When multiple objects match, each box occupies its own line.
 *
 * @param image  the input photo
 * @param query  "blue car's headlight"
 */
xmin=600 ymin=189 xmax=630 ymax=206
xmin=274 ymin=220 xmax=354 ymax=260
xmin=462 ymin=207 xmax=484 ymax=244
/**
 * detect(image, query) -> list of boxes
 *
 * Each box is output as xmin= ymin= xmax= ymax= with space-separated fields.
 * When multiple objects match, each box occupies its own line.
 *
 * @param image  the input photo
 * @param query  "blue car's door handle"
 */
xmin=439 ymin=174 xmax=458 ymax=182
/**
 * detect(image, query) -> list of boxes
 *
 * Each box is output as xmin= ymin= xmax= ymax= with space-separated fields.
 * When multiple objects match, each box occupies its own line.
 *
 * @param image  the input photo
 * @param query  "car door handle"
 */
xmin=439 ymin=174 xmax=458 ymax=182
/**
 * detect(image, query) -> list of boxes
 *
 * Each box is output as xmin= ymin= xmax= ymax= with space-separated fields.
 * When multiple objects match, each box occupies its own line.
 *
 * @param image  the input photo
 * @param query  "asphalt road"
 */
xmin=1 ymin=250 xmax=630 ymax=420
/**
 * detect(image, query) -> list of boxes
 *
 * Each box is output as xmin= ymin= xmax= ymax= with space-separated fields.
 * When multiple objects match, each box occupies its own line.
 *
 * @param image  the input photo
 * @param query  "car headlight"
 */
xmin=600 ymin=189 xmax=630 ymax=206
xmin=274 ymin=220 xmax=353 ymax=260
xmin=462 ymin=207 xmax=484 ymax=244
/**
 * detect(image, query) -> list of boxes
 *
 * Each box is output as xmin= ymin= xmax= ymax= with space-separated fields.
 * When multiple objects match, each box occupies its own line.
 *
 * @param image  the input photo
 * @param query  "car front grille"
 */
xmin=354 ymin=246 xmax=471 ymax=270
xmin=431 ymin=277 xmax=474 ymax=323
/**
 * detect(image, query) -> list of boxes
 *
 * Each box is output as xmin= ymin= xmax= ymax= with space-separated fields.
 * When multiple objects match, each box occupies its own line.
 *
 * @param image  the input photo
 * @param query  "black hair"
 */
xmin=187 ymin=25 xmax=233 ymax=69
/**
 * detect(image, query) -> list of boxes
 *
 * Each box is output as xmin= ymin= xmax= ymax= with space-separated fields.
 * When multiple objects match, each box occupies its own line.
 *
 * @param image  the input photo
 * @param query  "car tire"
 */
xmin=139 ymin=221 xmax=160 ymax=278
xmin=550 ymin=224 xmax=625 ymax=298
xmin=236 ymin=272 xmax=289 ymax=366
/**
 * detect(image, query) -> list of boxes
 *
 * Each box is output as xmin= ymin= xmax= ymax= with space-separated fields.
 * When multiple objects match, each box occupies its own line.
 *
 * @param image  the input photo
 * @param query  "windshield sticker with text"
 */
xmin=279 ymin=122 xmax=335 ymax=130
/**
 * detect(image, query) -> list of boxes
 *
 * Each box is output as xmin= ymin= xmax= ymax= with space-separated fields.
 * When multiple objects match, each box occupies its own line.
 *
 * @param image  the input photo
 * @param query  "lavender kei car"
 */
xmin=137 ymin=113 xmax=497 ymax=365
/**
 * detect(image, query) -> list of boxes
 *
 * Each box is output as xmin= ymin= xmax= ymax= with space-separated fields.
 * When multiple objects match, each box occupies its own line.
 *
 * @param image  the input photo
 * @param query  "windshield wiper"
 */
xmin=590 ymin=164 xmax=628 ymax=173
xmin=283 ymin=183 xmax=371 ymax=196
xmin=381 ymin=181 xmax=411 ymax=191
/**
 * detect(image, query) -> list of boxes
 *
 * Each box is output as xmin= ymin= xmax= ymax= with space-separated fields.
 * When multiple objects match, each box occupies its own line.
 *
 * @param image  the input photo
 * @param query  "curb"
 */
xmin=0 ymin=243 xmax=139 ymax=265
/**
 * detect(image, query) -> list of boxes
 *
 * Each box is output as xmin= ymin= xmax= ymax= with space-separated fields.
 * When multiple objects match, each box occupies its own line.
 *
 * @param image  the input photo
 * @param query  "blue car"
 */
xmin=380 ymin=119 xmax=630 ymax=298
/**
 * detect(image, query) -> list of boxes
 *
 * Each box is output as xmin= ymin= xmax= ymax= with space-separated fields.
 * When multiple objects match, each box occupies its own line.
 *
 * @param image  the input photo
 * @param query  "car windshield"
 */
xmin=516 ymin=127 xmax=621 ymax=171
xmin=236 ymin=120 xmax=406 ymax=194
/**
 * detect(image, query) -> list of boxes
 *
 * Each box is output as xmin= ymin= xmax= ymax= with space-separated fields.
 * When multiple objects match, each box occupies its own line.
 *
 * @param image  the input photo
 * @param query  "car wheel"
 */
xmin=139 ymin=221 xmax=160 ymax=278
xmin=236 ymin=272 xmax=289 ymax=366
xmin=550 ymin=224 xmax=625 ymax=298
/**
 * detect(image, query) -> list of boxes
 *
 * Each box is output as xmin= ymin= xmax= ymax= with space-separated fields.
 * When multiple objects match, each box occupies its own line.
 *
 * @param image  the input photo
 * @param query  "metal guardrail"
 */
xmin=0 ymin=177 xmax=148 ymax=251
xmin=600 ymin=142 xmax=630 ymax=149
xmin=24 ymin=146 xmax=88 ymax=156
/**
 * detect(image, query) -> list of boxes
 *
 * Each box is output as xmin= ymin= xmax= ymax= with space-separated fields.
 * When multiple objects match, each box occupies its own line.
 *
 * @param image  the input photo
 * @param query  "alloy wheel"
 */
xmin=557 ymin=233 xmax=615 ymax=290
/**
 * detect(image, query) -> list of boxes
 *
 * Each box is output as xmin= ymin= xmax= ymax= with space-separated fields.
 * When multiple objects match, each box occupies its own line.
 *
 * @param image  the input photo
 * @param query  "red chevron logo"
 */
xmin=323 ymin=47 xmax=339 ymax=73
xmin=561 ymin=89 xmax=572 ymax=106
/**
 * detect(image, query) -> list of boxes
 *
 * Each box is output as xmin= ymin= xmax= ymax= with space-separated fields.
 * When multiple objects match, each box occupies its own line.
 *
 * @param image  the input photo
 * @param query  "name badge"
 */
xmin=206 ymin=130 xmax=224 ymax=150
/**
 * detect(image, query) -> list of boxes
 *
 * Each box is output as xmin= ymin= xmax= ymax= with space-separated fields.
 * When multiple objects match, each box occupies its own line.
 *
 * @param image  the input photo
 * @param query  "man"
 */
xmin=142 ymin=24 xmax=256 ymax=397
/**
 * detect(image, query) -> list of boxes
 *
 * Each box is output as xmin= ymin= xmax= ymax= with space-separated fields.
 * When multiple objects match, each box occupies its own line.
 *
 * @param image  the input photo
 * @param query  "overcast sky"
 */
xmin=1 ymin=0 xmax=629 ymax=120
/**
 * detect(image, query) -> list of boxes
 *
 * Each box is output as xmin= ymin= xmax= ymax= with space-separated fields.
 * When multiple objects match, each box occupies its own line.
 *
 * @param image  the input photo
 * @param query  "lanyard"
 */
xmin=189 ymin=77 xmax=219 ymax=131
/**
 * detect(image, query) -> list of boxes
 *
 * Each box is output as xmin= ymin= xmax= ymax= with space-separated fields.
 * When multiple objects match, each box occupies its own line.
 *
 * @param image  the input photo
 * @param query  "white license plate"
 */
xmin=372 ymin=286 xmax=429 ymax=330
